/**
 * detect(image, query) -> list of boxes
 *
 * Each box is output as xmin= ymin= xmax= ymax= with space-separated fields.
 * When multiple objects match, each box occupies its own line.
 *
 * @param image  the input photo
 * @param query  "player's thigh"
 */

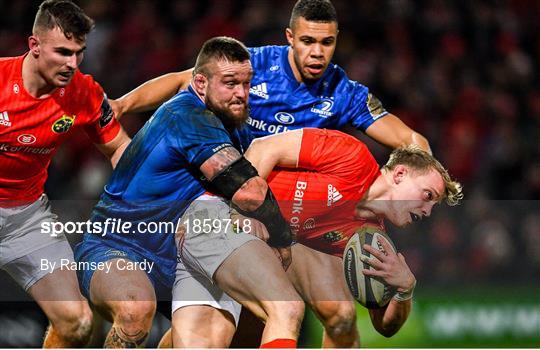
xmin=171 ymin=257 xmax=239 ymax=346
xmin=286 ymin=243 xmax=355 ymax=320
xmin=180 ymin=195 xmax=302 ymax=318
xmin=0 ymin=200 xmax=88 ymax=324
xmin=214 ymin=239 xmax=303 ymax=319
xmin=28 ymin=267 xmax=90 ymax=324
xmin=89 ymin=258 xmax=156 ymax=322
xmin=0 ymin=194 xmax=68 ymax=291
xmin=172 ymin=305 xmax=235 ymax=348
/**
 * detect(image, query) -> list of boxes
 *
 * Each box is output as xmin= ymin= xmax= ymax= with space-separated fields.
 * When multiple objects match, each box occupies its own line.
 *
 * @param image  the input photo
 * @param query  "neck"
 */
xmin=22 ymin=54 xmax=55 ymax=98
xmin=287 ymin=48 xmax=303 ymax=83
xmin=355 ymin=172 xmax=391 ymax=220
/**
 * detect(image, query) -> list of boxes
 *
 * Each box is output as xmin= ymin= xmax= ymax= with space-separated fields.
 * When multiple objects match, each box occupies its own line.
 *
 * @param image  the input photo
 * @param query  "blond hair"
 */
xmin=382 ymin=145 xmax=463 ymax=206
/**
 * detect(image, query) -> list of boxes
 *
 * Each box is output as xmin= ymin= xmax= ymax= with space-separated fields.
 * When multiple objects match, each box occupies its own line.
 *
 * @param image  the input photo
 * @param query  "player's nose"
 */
xmin=66 ymin=54 xmax=78 ymax=69
xmin=234 ymin=84 xmax=247 ymax=100
xmin=310 ymin=43 xmax=324 ymax=57
xmin=422 ymin=203 xmax=434 ymax=217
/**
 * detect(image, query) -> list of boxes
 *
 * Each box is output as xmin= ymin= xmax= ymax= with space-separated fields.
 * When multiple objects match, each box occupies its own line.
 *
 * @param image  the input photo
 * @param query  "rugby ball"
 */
xmin=343 ymin=225 xmax=397 ymax=308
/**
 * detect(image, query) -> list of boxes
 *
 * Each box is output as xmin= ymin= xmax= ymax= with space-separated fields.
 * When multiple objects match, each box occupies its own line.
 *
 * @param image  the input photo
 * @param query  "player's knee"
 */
xmin=322 ymin=302 xmax=357 ymax=339
xmin=114 ymin=300 xmax=156 ymax=333
xmin=266 ymin=300 xmax=305 ymax=327
xmin=50 ymin=302 xmax=93 ymax=346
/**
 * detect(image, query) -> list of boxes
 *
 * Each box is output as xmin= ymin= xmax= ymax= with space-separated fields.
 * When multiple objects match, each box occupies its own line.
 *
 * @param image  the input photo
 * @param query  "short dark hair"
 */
xmin=289 ymin=0 xmax=338 ymax=29
xmin=193 ymin=36 xmax=250 ymax=77
xmin=33 ymin=0 xmax=94 ymax=42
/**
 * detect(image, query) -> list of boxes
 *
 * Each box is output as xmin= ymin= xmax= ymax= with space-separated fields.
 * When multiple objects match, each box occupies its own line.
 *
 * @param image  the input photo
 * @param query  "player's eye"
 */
xmin=56 ymin=49 xmax=73 ymax=56
xmin=425 ymin=190 xmax=433 ymax=201
xmin=322 ymin=38 xmax=335 ymax=46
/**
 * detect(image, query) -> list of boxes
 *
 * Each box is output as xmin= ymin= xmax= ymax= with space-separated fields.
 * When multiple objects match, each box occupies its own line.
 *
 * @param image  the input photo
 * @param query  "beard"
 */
xmin=293 ymin=52 xmax=326 ymax=82
xmin=206 ymin=93 xmax=249 ymax=129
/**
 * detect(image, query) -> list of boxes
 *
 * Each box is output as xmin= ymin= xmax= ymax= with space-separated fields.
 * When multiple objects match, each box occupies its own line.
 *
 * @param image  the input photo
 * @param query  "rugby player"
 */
xmin=113 ymin=0 xmax=434 ymax=346
xmin=74 ymin=37 xmax=304 ymax=348
xmin=169 ymin=128 xmax=462 ymax=348
xmin=111 ymin=0 xmax=431 ymax=154
xmin=0 ymin=0 xmax=129 ymax=347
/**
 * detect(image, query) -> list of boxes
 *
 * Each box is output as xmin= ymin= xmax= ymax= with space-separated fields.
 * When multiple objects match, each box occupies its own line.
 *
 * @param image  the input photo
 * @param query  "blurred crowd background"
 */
xmin=1 ymin=0 xmax=539 ymax=347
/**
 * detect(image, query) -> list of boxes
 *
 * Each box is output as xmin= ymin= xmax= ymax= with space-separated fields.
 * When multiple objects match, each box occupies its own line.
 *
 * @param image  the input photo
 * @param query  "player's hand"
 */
xmin=272 ymin=246 xmax=292 ymax=271
xmin=108 ymin=98 xmax=124 ymax=120
xmin=230 ymin=210 xmax=270 ymax=242
xmin=361 ymin=238 xmax=416 ymax=292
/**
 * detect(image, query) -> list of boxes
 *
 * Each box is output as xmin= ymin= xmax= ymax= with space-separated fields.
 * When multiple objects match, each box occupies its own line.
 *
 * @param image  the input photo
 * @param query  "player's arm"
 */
xmin=361 ymin=238 xmax=416 ymax=337
xmin=367 ymin=294 xmax=413 ymax=337
xmin=94 ymin=127 xmax=131 ymax=168
xmin=365 ymin=113 xmax=431 ymax=154
xmin=110 ymin=69 xmax=193 ymax=119
xmin=243 ymin=129 xmax=303 ymax=179
xmin=200 ymin=146 xmax=293 ymax=250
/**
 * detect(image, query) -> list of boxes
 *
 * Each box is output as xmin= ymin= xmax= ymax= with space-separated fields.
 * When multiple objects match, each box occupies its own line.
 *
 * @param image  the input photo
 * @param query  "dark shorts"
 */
xmin=74 ymin=237 xmax=171 ymax=302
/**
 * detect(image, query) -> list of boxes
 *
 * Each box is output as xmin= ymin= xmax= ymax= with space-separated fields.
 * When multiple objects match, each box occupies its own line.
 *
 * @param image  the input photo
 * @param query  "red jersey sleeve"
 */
xmin=298 ymin=128 xmax=380 ymax=182
xmin=76 ymin=72 xmax=121 ymax=144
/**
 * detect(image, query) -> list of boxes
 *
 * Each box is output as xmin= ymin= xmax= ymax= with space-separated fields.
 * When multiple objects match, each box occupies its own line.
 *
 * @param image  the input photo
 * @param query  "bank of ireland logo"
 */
xmin=274 ymin=112 xmax=295 ymax=125
xmin=311 ymin=98 xmax=334 ymax=118
xmin=17 ymin=134 xmax=36 ymax=144
xmin=52 ymin=115 xmax=75 ymax=133
xmin=303 ymin=218 xmax=316 ymax=230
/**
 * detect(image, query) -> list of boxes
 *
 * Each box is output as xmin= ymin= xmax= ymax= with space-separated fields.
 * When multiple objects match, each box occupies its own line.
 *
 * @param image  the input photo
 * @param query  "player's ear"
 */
xmin=192 ymin=73 xmax=207 ymax=96
xmin=393 ymin=165 xmax=408 ymax=185
xmin=285 ymin=28 xmax=294 ymax=47
xmin=28 ymin=35 xmax=40 ymax=57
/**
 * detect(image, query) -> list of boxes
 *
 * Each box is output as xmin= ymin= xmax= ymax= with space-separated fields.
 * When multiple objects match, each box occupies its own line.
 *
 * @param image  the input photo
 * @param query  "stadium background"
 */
xmin=1 ymin=0 xmax=539 ymax=347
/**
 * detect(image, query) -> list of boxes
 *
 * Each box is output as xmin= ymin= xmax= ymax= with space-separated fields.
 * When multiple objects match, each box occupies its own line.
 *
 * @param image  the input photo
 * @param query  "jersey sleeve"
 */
xmin=170 ymin=105 xmax=236 ymax=168
xmin=345 ymin=82 xmax=389 ymax=132
xmin=79 ymin=74 xmax=121 ymax=144
xmin=298 ymin=128 xmax=379 ymax=181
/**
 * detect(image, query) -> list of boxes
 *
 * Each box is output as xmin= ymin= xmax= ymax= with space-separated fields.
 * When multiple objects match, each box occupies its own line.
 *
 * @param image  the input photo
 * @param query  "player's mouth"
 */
xmin=229 ymin=101 xmax=246 ymax=112
xmin=410 ymin=213 xmax=420 ymax=222
xmin=306 ymin=63 xmax=324 ymax=76
xmin=58 ymin=71 xmax=74 ymax=81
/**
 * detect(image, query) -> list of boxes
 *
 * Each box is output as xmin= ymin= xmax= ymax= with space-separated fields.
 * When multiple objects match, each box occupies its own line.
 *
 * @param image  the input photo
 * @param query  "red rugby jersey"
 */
xmin=268 ymin=128 xmax=383 ymax=257
xmin=0 ymin=54 xmax=121 ymax=203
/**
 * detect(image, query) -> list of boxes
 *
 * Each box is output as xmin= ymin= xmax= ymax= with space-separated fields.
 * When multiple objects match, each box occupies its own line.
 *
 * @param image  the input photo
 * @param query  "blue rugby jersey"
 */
xmin=75 ymin=86 xmax=253 ymax=287
xmin=246 ymin=45 xmax=388 ymax=137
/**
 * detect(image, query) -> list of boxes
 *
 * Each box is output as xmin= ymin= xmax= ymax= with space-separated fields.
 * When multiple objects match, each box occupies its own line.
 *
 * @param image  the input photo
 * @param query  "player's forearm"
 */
xmin=231 ymin=177 xmax=292 ymax=247
xmin=109 ymin=138 xmax=130 ymax=169
xmin=369 ymin=298 xmax=412 ymax=337
xmin=365 ymin=114 xmax=432 ymax=154
xmin=115 ymin=72 xmax=190 ymax=117
xmin=409 ymin=131 xmax=432 ymax=155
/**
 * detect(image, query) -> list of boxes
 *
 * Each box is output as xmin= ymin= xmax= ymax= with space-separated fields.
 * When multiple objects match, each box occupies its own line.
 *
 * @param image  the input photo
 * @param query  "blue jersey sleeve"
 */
xmin=345 ymin=83 xmax=389 ymax=131
xmin=167 ymin=104 xmax=235 ymax=168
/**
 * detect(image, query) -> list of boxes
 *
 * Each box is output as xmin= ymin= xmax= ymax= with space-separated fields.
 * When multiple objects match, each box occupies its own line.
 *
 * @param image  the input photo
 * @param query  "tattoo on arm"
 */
xmin=104 ymin=326 xmax=148 ymax=348
xmin=200 ymin=146 xmax=242 ymax=180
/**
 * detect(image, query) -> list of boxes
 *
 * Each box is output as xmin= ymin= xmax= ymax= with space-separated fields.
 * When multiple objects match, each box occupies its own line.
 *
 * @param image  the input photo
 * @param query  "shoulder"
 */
xmin=324 ymin=63 xmax=369 ymax=96
xmin=304 ymin=128 xmax=361 ymax=146
xmin=58 ymin=71 xmax=104 ymax=117
xmin=248 ymin=45 xmax=286 ymax=67
xmin=0 ymin=56 xmax=18 ymax=66
xmin=161 ymin=90 xmax=206 ymax=117
xmin=66 ymin=70 xmax=104 ymax=103
xmin=157 ymin=91 xmax=223 ymax=130
xmin=0 ymin=56 xmax=21 ymax=77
